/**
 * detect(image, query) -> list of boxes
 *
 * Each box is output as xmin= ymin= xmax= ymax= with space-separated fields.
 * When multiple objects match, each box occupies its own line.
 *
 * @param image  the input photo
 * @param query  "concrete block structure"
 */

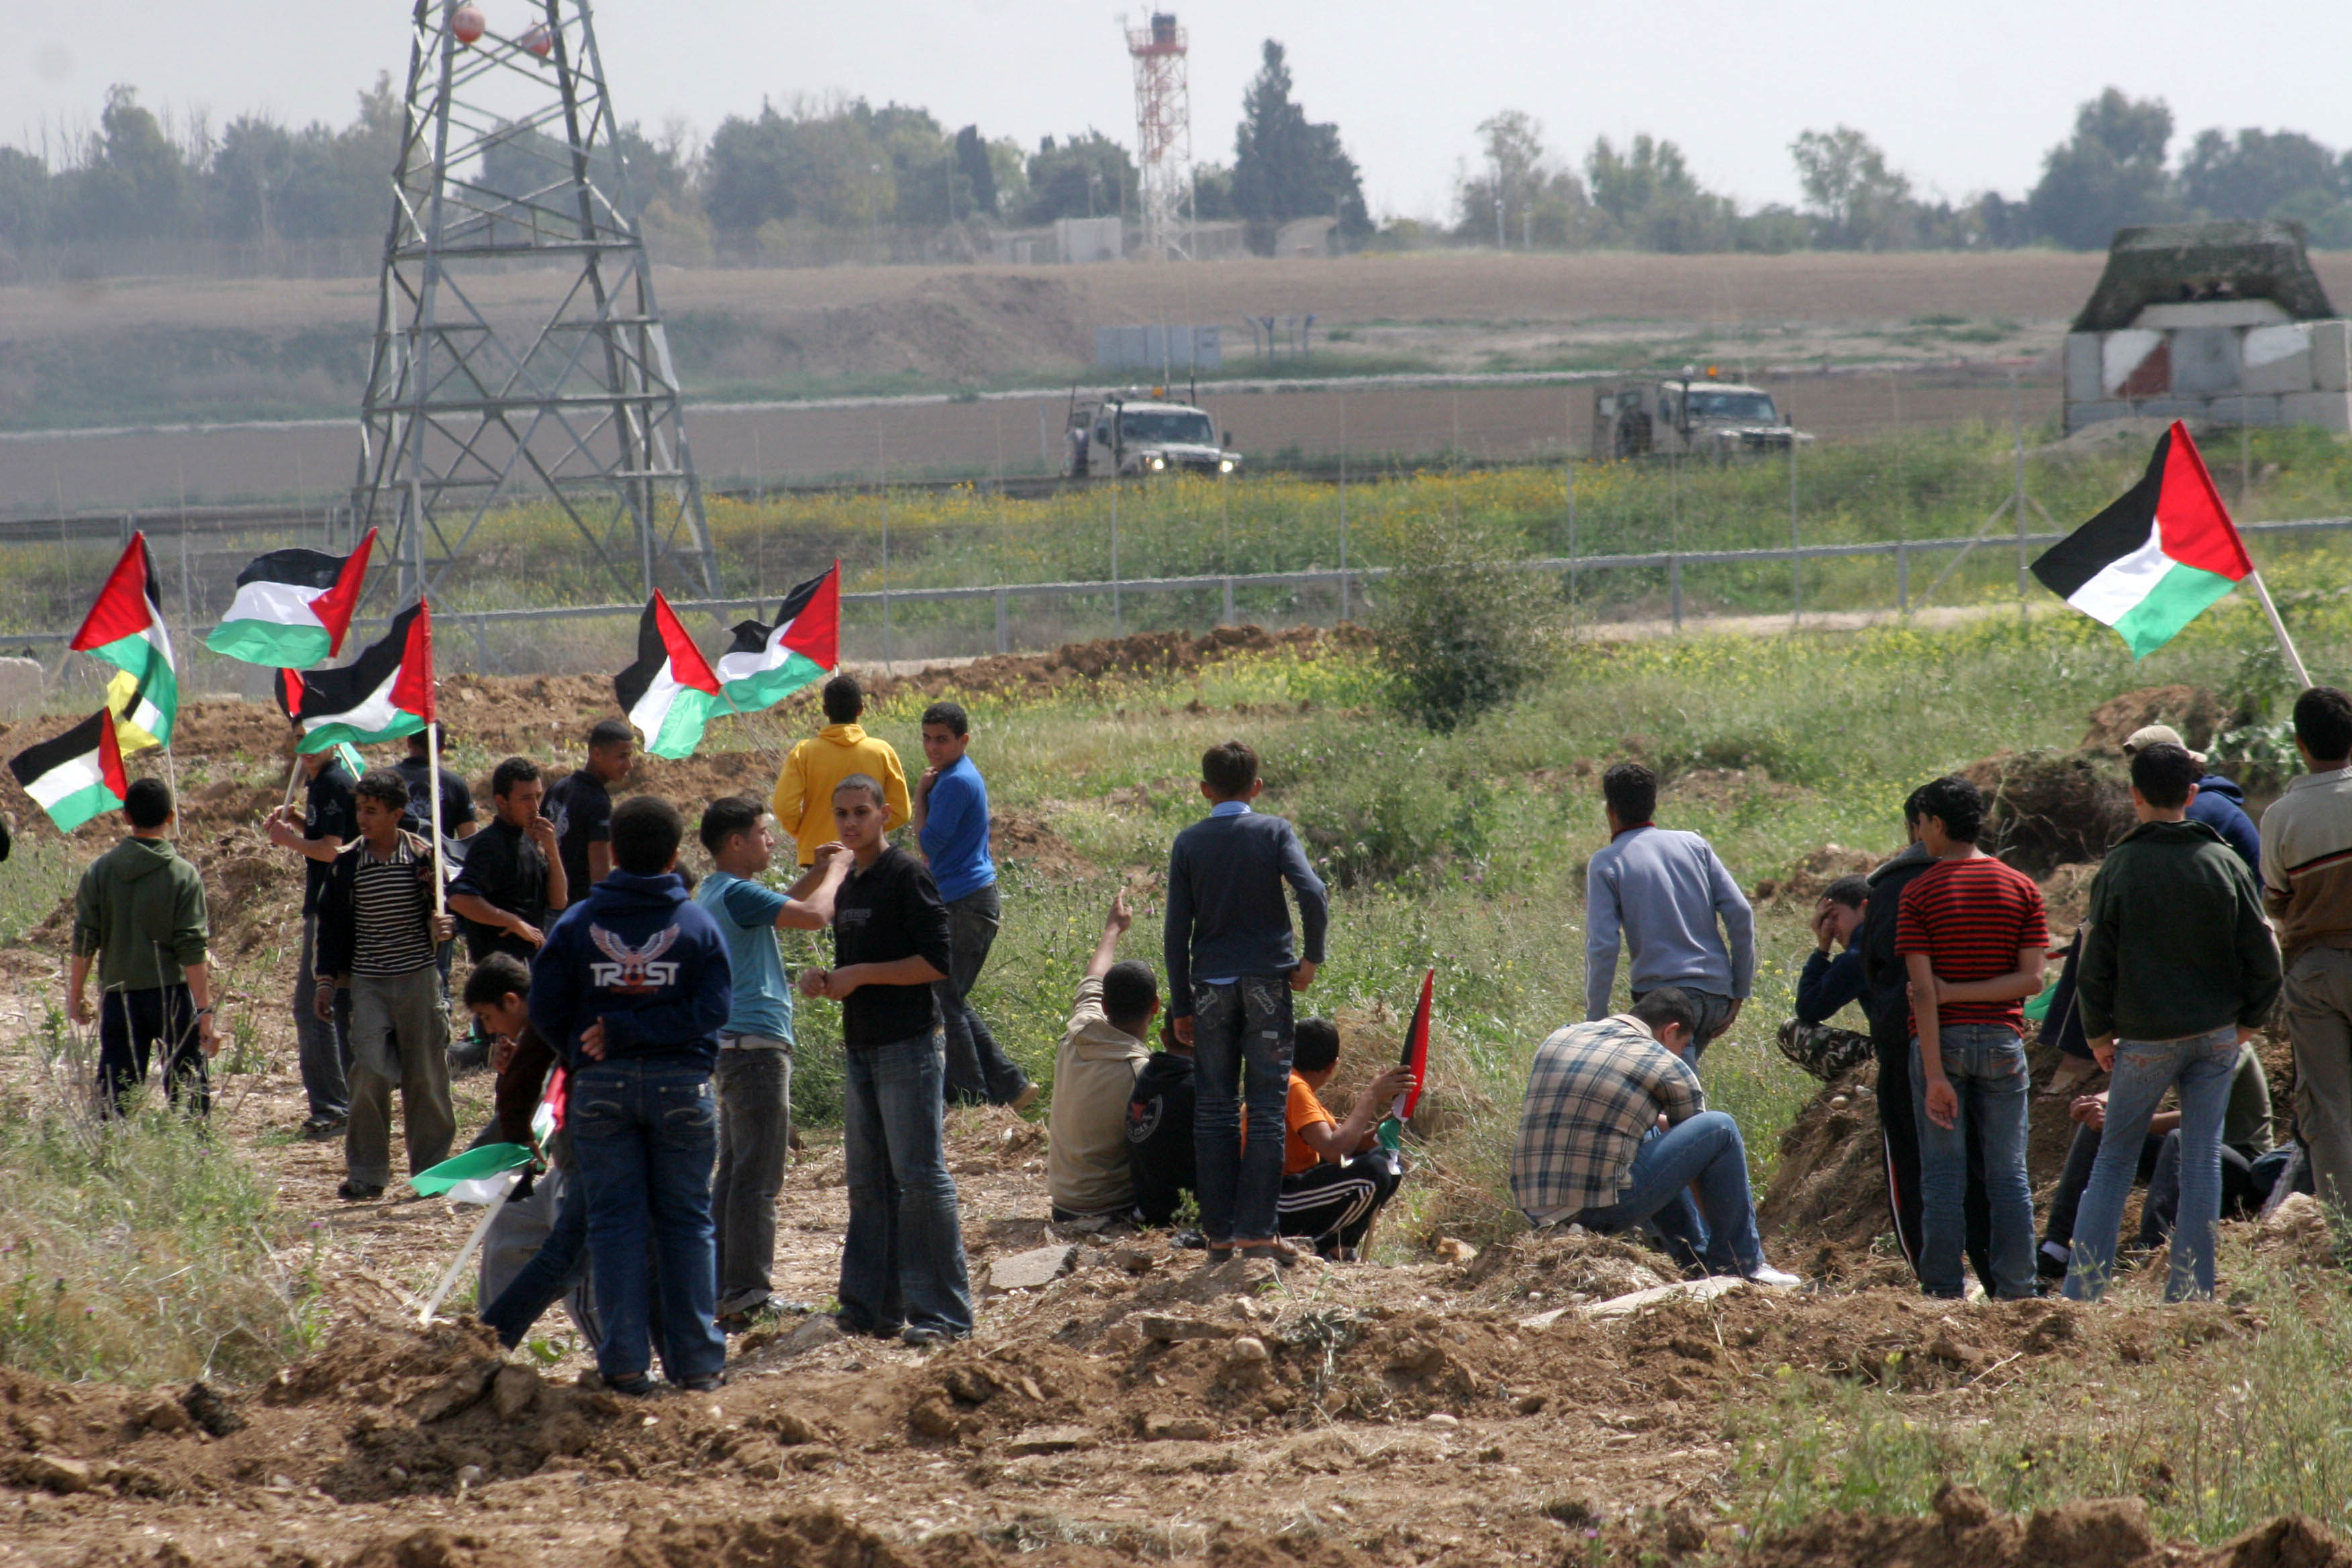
xmin=2063 ymin=221 xmax=2352 ymax=434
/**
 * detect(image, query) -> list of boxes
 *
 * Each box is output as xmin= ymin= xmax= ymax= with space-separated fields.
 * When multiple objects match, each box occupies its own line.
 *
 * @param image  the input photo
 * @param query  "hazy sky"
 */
xmin=7 ymin=1 xmax=2352 ymax=222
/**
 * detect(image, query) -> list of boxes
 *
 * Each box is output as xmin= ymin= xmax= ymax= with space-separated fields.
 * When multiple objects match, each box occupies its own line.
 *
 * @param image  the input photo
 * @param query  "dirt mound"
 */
xmin=344 ymin=1529 xmax=539 ymax=1568
xmin=1753 ymin=843 xmax=1883 ymax=904
xmin=2255 ymin=1194 xmax=2344 ymax=1270
xmin=1748 ymin=1486 xmax=2352 ymax=1568
xmin=611 ymin=1506 xmax=973 ymax=1568
xmin=991 ymin=807 xmax=1092 ymax=879
xmin=1962 ymin=748 xmax=2134 ymax=876
xmin=1458 ymin=1228 xmax=1674 ymax=1306
xmin=2082 ymin=685 xmax=2235 ymax=756
xmin=1757 ymin=1072 xmax=1892 ymax=1267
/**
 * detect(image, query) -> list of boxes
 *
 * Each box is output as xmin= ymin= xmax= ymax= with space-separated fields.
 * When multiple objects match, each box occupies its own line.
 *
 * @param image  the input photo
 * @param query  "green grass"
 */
xmin=1730 ymin=1260 xmax=2352 ymax=1546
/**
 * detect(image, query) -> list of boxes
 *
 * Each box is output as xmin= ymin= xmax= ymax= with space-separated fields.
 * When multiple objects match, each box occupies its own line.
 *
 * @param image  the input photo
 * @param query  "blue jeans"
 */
xmin=841 ymin=1031 xmax=973 ymax=1337
xmin=1912 ymin=1026 xmax=2035 ymax=1300
xmin=479 ymin=1161 xmax=595 ymax=1350
xmin=1191 ymin=976 xmax=1295 ymax=1244
xmin=295 ymin=914 xmax=352 ymax=1120
xmin=2066 ymin=1025 xmax=2241 ymax=1302
xmin=937 ymin=883 xmax=1030 ymax=1106
xmin=569 ymin=1058 xmax=725 ymax=1384
xmin=1571 ymin=1111 xmax=1764 ymax=1276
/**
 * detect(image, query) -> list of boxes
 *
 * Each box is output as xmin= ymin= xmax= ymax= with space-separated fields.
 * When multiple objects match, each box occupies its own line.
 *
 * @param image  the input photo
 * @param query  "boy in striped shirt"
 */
xmin=1896 ymin=775 xmax=2048 ymax=1300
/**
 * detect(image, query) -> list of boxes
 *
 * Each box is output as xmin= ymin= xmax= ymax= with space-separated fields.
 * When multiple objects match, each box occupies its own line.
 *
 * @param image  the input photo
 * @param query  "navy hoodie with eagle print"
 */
xmin=530 ymin=868 xmax=732 ymax=1073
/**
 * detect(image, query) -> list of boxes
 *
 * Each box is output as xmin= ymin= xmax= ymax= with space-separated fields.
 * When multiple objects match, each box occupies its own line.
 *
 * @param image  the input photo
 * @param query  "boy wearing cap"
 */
xmin=2123 ymin=724 xmax=2260 ymax=877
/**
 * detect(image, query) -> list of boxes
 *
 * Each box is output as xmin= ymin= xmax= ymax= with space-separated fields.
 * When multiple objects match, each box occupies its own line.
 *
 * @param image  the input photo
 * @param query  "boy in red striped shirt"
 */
xmin=1896 ymin=775 xmax=2048 ymax=1300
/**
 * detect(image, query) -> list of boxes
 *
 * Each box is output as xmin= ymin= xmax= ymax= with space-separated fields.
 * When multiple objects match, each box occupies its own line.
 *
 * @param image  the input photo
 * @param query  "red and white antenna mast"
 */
xmin=1127 ymin=12 xmax=1195 ymax=260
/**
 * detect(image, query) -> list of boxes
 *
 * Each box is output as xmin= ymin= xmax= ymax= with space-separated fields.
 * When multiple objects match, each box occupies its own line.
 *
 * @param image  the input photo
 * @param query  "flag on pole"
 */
xmin=1391 ymin=967 xmax=1434 ymax=1122
xmin=205 ymin=530 xmax=377 ymax=668
xmin=276 ymin=600 xmax=437 ymax=752
xmin=2030 ymin=421 xmax=2254 ymax=658
xmin=9 ymin=709 xmax=131 ymax=832
xmin=716 ymin=562 xmax=839 ymax=713
xmin=411 ymin=1142 xmax=536 ymax=1202
xmin=616 ymin=590 xmax=724 ymax=760
xmin=70 ymin=534 xmax=177 ymax=753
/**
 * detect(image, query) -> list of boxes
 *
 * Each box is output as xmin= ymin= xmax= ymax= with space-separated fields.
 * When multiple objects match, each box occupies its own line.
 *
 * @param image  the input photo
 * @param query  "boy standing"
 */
xmin=2259 ymin=685 xmax=2352 ymax=1219
xmin=693 ymin=796 xmax=850 ymax=1329
xmin=1277 ymin=1018 xmax=1414 ymax=1261
xmin=530 ymin=795 xmax=731 ymax=1395
xmin=267 ymin=742 xmax=356 ymax=1139
xmin=1584 ymin=761 xmax=1755 ymax=1061
xmin=394 ymin=722 xmax=478 ymax=846
xmin=545 ymin=719 xmax=634 ymax=894
xmin=2065 ymin=742 xmax=2280 ymax=1301
xmin=1046 ymin=891 xmax=1155 ymax=1222
xmin=797 ymin=774 xmax=969 ymax=1345
xmin=70 ymin=778 xmax=217 ymax=1115
xmin=315 ymin=768 xmax=457 ymax=1200
xmin=1897 ymin=775 xmax=2047 ymax=1300
xmin=914 ymin=699 xmax=1034 ymax=1110
xmin=771 ymin=674 xmax=911 ymax=867
xmin=1165 ymin=740 xmax=1330 ymax=1263
xmin=448 ymin=756 xmax=569 ymax=963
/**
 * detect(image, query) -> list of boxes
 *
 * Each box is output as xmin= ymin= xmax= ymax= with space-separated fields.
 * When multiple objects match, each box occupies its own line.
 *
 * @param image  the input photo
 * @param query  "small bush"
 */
xmin=1372 ymin=546 xmax=1561 ymax=732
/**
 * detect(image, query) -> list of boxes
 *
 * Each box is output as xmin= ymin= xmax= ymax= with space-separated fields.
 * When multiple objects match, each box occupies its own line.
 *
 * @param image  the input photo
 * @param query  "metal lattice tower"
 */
xmin=352 ymin=0 xmax=718 ymax=605
xmin=1128 ymin=13 xmax=1195 ymax=260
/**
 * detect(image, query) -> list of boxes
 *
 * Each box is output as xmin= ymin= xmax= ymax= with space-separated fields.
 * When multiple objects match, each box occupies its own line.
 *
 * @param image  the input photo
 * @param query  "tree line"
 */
xmin=1445 ymin=89 xmax=2352 ymax=254
xmin=4 ymin=64 xmax=2349 ymax=275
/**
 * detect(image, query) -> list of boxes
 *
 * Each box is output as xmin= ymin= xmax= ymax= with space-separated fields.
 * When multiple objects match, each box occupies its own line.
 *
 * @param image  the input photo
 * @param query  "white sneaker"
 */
xmin=1745 ymin=1265 xmax=1803 ymax=1288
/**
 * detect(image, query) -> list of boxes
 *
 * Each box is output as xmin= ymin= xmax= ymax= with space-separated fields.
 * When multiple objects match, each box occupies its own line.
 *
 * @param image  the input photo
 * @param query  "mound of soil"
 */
xmin=2081 ymin=684 xmax=2235 ymax=756
xmin=1757 ymin=1072 xmax=1892 ymax=1271
xmin=1961 ymin=749 xmax=2135 ymax=876
xmin=1747 ymin=1485 xmax=2352 ymax=1568
xmin=1752 ymin=844 xmax=1883 ymax=904
xmin=870 ymin=624 xmax=1366 ymax=705
xmin=1458 ymin=1229 xmax=1673 ymax=1307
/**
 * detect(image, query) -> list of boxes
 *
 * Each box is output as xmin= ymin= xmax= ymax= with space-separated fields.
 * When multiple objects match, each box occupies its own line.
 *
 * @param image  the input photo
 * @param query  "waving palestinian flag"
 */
xmin=616 ymin=591 xmax=723 ymax=760
xmin=716 ymin=563 xmax=838 ymax=713
xmin=1393 ymin=968 xmax=1434 ymax=1121
xmin=70 ymin=534 xmax=176 ymax=753
xmin=2031 ymin=422 xmax=2253 ymax=658
xmin=206 ymin=530 xmax=376 ymax=669
xmin=277 ymin=599 xmax=436 ymax=752
xmin=9 ymin=709 xmax=130 ymax=832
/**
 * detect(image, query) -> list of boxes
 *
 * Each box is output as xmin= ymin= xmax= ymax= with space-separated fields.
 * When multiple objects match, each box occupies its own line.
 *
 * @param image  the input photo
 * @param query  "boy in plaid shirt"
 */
xmin=1510 ymin=987 xmax=1798 ymax=1283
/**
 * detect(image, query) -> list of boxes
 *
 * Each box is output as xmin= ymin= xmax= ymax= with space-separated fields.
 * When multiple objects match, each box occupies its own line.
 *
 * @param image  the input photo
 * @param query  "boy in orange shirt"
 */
xmin=1276 ymin=1018 xmax=1414 ymax=1261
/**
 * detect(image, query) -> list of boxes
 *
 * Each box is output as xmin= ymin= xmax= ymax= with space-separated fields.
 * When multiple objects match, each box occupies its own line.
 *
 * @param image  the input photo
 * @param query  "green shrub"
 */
xmin=1371 ymin=545 xmax=1561 ymax=732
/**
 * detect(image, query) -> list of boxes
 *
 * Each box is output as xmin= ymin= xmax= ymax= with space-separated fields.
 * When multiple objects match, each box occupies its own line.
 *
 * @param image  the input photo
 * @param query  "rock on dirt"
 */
xmin=1003 ymin=1424 xmax=1097 ymax=1455
xmin=985 ymin=1242 xmax=1078 ymax=1291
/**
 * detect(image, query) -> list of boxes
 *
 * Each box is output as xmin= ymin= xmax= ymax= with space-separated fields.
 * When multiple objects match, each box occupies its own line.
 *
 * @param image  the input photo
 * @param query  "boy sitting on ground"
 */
xmin=1277 ymin=1018 xmax=1415 ymax=1262
xmin=1047 ymin=890 xmax=1155 ymax=1223
xmin=1776 ymin=874 xmax=1875 ymax=1082
xmin=1127 ymin=1014 xmax=1199 ymax=1230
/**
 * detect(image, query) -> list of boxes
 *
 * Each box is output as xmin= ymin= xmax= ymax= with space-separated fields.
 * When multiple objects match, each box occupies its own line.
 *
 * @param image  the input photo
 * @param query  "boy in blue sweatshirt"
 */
xmin=1164 ymin=740 xmax=1330 ymax=1263
xmin=529 ymin=795 xmax=731 ymax=1395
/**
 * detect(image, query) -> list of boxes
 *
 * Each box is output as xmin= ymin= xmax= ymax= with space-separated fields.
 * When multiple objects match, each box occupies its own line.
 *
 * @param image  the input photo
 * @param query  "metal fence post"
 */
xmin=1897 ymin=542 xmax=1910 ymax=616
xmin=473 ymin=614 xmax=491 ymax=673
xmin=995 ymin=588 xmax=1009 ymax=654
xmin=1670 ymin=556 xmax=1682 ymax=633
xmin=1222 ymin=576 xmax=1234 ymax=626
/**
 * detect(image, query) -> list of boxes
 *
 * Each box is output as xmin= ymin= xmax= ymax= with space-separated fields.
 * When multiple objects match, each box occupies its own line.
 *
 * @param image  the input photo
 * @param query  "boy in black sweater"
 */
xmin=1164 ymin=740 xmax=1329 ymax=1263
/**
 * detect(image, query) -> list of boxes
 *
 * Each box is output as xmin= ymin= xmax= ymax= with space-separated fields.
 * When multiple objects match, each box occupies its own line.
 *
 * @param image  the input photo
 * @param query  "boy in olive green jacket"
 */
xmin=69 ymin=777 xmax=217 ymax=1114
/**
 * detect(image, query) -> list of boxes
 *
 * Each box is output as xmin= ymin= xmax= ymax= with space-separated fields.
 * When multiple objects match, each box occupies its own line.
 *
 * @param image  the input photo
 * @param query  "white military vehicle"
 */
xmin=1592 ymin=370 xmax=1812 ymax=459
xmin=1067 ymin=388 xmax=1240 ymax=478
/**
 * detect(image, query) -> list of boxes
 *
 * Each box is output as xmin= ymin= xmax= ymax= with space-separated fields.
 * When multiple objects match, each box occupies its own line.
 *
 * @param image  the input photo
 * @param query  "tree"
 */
xmin=953 ymin=126 xmax=996 ymax=217
xmin=68 ymin=86 xmax=189 ymax=240
xmin=0 ymin=146 xmax=52 ymax=249
xmin=1790 ymin=126 xmax=1914 ymax=248
xmin=2026 ymin=89 xmax=2178 ymax=250
xmin=1021 ymin=132 xmax=1134 ymax=225
xmin=1230 ymin=40 xmax=1369 ymax=254
xmin=1454 ymin=111 xmax=1587 ymax=247
xmin=1585 ymin=135 xmax=1735 ymax=252
xmin=2179 ymin=128 xmax=2342 ymax=222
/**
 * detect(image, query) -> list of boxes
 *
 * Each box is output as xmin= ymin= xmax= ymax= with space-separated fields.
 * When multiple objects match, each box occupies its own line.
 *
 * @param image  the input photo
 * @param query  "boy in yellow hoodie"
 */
xmin=771 ymin=674 xmax=911 ymax=867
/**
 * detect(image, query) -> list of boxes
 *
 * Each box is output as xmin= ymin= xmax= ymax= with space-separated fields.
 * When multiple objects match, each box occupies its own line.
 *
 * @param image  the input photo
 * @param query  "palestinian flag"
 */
xmin=205 ymin=530 xmax=376 ymax=668
xmin=277 ymin=599 xmax=436 ymax=752
xmin=70 ymin=534 xmax=176 ymax=752
xmin=2031 ymin=422 xmax=2253 ymax=658
xmin=616 ymin=591 xmax=723 ymax=760
xmin=9 ymin=709 xmax=130 ymax=832
xmin=716 ymin=563 xmax=838 ymax=712
xmin=1392 ymin=967 xmax=1434 ymax=1121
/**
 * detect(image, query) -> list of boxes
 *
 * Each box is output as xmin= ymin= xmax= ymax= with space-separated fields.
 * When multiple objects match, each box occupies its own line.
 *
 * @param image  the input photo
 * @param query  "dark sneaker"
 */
xmin=901 ymin=1325 xmax=964 ymax=1348
xmin=676 ymin=1373 xmax=725 ymax=1393
xmin=605 ymin=1373 xmax=660 ymax=1398
xmin=301 ymin=1115 xmax=347 ymax=1142
xmin=336 ymin=1178 xmax=384 ymax=1201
